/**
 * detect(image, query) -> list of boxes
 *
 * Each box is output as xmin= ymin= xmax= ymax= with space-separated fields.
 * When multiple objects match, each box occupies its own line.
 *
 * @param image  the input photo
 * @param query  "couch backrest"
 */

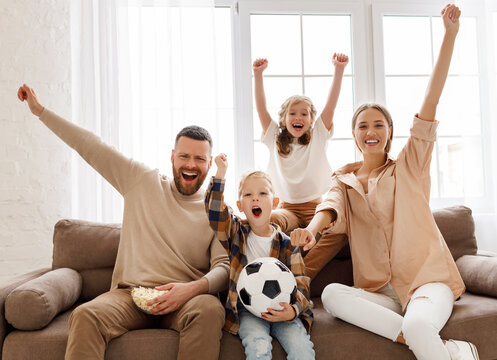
xmin=52 ymin=206 xmax=478 ymax=301
xmin=52 ymin=219 xmax=120 ymax=301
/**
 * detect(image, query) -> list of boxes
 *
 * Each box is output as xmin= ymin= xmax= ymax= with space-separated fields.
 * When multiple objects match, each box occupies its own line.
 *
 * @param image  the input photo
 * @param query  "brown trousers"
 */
xmin=65 ymin=288 xmax=225 ymax=360
xmin=271 ymin=201 xmax=347 ymax=279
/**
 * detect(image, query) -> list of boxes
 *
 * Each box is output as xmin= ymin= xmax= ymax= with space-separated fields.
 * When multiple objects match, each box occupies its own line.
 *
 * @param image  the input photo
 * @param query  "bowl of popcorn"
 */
xmin=131 ymin=286 xmax=169 ymax=314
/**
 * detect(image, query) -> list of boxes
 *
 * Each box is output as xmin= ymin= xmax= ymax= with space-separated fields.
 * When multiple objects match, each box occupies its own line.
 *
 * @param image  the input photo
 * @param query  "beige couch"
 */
xmin=1 ymin=206 xmax=497 ymax=359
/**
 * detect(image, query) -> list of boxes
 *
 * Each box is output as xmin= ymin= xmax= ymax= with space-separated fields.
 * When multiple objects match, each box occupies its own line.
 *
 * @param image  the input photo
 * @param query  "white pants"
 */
xmin=322 ymin=282 xmax=454 ymax=360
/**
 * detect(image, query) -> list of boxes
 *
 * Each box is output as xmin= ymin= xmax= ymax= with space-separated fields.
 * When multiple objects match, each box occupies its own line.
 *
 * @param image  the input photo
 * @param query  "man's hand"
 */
xmin=442 ymin=4 xmax=460 ymax=35
xmin=253 ymin=58 xmax=268 ymax=74
xmin=214 ymin=153 xmax=228 ymax=179
xmin=332 ymin=53 xmax=349 ymax=70
xmin=290 ymin=227 xmax=316 ymax=251
xmin=261 ymin=302 xmax=296 ymax=322
xmin=17 ymin=84 xmax=44 ymax=116
xmin=147 ymin=280 xmax=207 ymax=315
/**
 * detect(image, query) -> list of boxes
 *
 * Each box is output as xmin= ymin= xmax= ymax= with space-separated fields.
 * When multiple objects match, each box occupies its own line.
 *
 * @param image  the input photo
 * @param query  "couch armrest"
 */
xmin=0 ymin=268 xmax=51 ymax=353
xmin=456 ymin=254 xmax=497 ymax=298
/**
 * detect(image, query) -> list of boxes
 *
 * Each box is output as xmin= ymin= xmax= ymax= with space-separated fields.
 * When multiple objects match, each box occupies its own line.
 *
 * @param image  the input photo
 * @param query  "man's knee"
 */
xmin=185 ymin=294 xmax=225 ymax=325
xmin=322 ymin=283 xmax=349 ymax=313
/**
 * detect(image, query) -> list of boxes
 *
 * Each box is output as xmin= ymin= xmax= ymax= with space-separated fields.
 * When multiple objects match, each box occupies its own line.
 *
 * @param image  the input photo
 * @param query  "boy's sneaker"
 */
xmin=446 ymin=340 xmax=479 ymax=360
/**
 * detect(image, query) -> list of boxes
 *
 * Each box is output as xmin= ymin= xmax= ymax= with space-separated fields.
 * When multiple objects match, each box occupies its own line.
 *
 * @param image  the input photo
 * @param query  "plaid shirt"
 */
xmin=205 ymin=177 xmax=313 ymax=335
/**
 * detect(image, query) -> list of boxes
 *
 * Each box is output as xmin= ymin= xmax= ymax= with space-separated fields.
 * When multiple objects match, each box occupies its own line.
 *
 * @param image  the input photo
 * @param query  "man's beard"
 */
xmin=172 ymin=165 xmax=208 ymax=195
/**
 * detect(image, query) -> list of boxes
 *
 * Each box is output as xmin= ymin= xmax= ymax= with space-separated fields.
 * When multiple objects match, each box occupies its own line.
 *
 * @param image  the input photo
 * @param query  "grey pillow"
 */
xmin=5 ymin=268 xmax=82 ymax=330
xmin=456 ymin=255 xmax=497 ymax=298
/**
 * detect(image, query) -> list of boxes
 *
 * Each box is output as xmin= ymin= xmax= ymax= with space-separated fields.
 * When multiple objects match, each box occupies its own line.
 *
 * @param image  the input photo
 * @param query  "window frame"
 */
xmin=372 ymin=1 xmax=494 ymax=212
xmin=227 ymin=0 xmax=370 ymax=183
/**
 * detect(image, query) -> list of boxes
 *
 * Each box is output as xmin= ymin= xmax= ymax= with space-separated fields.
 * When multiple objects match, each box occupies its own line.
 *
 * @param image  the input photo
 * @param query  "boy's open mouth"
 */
xmin=181 ymin=170 xmax=199 ymax=181
xmin=252 ymin=206 xmax=262 ymax=217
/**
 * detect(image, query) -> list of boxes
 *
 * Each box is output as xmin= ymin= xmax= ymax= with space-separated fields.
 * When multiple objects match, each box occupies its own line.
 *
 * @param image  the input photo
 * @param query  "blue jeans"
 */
xmin=238 ymin=309 xmax=315 ymax=360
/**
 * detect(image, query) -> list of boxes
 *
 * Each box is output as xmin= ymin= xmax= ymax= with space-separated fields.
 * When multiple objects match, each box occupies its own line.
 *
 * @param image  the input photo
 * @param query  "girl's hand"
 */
xmin=332 ymin=53 xmax=349 ymax=70
xmin=261 ymin=302 xmax=296 ymax=322
xmin=214 ymin=153 xmax=228 ymax=179
xmin=290 ymin=228 xmax=316 ymax=251
xmin=253 ymin=58 xmax=268 ymax=74
xmin=17 ymin=84 xmax=44 ymax=116
xmin=441 ymin=4 xmax=460 ymax=35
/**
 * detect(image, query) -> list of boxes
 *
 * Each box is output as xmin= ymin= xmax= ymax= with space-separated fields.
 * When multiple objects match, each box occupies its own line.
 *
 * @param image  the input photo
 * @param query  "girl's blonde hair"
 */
xmin=351 ymin=103 xmax=394 ymax=154
xmin=276 ymin=95 xmax=317 ymax=157
xmin=238 ymin=171 xmax=274 ymax=199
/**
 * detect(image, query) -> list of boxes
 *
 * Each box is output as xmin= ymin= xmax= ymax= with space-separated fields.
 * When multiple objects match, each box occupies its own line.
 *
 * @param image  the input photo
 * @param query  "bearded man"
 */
xmin=17 ymin=84 xmax=229 ymax=360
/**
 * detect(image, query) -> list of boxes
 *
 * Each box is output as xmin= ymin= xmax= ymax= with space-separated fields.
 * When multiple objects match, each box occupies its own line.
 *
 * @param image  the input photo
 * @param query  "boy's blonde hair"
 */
xmin=276 ymin=95 xmax=317 ymax=157
xmin=238 ymin=171 xmax=275 ymax=199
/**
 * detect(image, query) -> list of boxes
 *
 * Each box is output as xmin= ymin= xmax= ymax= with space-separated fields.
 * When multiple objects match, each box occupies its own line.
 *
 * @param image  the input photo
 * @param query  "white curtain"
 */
xmin=70 ymin=0 xmax=235 ymax=223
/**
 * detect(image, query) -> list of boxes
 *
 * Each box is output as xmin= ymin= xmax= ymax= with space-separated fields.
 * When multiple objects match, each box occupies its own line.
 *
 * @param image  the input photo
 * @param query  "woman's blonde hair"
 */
xmin=276 ymin=95 xmax=317 ymax=157
xmin=351 ymin=103 xmax=394 ymax=154
xmin=238 ymin=171 xmax=274 ymax=199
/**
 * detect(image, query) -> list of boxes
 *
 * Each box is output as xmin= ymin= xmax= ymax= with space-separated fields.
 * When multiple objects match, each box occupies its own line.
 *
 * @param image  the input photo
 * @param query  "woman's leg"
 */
xmin=271 ymin=318 xmax=315 ymax=360
xmin=322 ymin=283 xmax=404 ymax=341
xmin=238 ymin=310 xmax=273 ymax=360
xmin=401 ymin=282 xmax=454 ymax=360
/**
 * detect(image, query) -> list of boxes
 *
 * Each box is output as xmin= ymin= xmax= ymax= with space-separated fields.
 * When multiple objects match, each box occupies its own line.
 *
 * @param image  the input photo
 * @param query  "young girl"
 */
xmin=291 ymin=5 xmax=478 ymax=360
xmin=253 ymin=54 xmax=349 ymax=277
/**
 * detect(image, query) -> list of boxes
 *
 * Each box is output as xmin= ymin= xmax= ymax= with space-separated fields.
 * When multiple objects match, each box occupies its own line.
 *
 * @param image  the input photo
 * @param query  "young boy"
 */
xmin=205 ymin=153 xmax=314 ymax=359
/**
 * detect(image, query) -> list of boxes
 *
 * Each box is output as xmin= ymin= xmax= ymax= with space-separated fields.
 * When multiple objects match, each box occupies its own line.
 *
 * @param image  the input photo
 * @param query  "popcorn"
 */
xmin=131 ymin=286 xmax=169 ymax=314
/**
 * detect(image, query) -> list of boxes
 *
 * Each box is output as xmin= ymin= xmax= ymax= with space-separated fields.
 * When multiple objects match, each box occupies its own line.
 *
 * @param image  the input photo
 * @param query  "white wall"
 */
xmin=0 ymin=0 xmax=72 ymax=283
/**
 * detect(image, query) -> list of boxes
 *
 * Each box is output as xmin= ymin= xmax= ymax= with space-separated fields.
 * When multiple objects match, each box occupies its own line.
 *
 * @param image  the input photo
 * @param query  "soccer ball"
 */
xmin=236 ymin=257 xmax=297 ymax=318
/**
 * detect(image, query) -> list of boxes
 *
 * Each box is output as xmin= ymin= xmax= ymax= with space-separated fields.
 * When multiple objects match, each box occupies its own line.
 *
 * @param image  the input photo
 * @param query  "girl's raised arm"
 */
xmin=253 ymin=58 xmax=272 ymax=134
xmin=320 ymin=53 xmax=349 ymax=131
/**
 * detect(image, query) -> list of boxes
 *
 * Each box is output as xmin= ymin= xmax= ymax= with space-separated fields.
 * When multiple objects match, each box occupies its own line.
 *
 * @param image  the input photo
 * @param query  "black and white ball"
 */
xmin=236 ymin=257 xmax=297 ymax=318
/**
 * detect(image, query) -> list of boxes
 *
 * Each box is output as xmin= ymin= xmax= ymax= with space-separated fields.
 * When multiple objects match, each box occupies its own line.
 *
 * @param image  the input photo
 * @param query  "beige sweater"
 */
xmin=39 ymin=109 xmax=229 ymax=293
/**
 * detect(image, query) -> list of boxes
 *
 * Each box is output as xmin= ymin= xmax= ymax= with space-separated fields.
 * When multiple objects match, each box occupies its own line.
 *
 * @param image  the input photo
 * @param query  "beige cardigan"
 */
xmin=317 ymin=117 xmax=465 ymax=309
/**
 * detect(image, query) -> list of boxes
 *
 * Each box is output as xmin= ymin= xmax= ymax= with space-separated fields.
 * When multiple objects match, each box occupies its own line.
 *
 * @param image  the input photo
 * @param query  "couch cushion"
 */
xmin=52 ymin=219 xmax=120 ymax=270
xmin=432 ymin=205 xmax=477 ymax=260
xmin=456 ymin=255 xmax=497 ymax=298
xmin=5 ymin=268 xmax=82 ymax=330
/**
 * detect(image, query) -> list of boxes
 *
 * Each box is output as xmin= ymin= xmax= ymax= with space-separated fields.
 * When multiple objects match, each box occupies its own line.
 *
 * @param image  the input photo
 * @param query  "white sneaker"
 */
xmin=446 ymin=340 xmax=479 ymax=360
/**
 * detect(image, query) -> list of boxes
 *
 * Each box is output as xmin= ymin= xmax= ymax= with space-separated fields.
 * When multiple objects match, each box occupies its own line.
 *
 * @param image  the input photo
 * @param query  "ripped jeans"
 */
xmin=321 ymin=282 xmax=454 ymax=360
xmin=238 ymin=309 xmax=315 ymax=360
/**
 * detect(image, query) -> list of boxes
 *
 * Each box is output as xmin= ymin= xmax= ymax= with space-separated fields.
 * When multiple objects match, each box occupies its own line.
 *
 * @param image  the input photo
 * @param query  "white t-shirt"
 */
xmin=246 ymin=229 xmax=276 ymax=263
xmin=262 ymin=116 xmax=333 ymax=203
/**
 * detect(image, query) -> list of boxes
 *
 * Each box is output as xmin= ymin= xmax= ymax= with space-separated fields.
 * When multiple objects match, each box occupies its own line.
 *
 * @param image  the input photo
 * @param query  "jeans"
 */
xmin=321 ymin=282 xmax=454 ymax=360
xmin=238 ymin=309 xmax=315 ymax=360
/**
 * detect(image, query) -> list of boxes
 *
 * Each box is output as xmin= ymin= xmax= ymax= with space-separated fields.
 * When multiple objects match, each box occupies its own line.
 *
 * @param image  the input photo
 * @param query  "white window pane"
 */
xmin=432 ymin=17 xmax=478 ymax=75
xmin=437 ymin=76 xmax=481 ymax=136
xmin=327 ymin=139 xmax=356 ymax=171
xmin=302 ymin=15 xmax=352 ymax=76
xmin=437 ymin=137 xmax=484 ymax=198
xmin=254 ymin=141 xmax=270 ymax=172
xmin=304 ymin=77 xmax=354 ymax=139
xmin=388 ymin=137 xmax=408 ymax=160
xmin=251 ymin=15 xmax=302 ymax=75
xmin=385 ymin=76 xmax=428 ymax=137
xmin=383 ymin=16 xmax=432 ymax=75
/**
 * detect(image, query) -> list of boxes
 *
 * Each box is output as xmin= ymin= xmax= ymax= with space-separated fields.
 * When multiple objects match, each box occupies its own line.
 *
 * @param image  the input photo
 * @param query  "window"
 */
xmin=250 ymin=13 xmax=356 ymax=172
xmin=380 ymin=13 xmax=483 ymax=200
